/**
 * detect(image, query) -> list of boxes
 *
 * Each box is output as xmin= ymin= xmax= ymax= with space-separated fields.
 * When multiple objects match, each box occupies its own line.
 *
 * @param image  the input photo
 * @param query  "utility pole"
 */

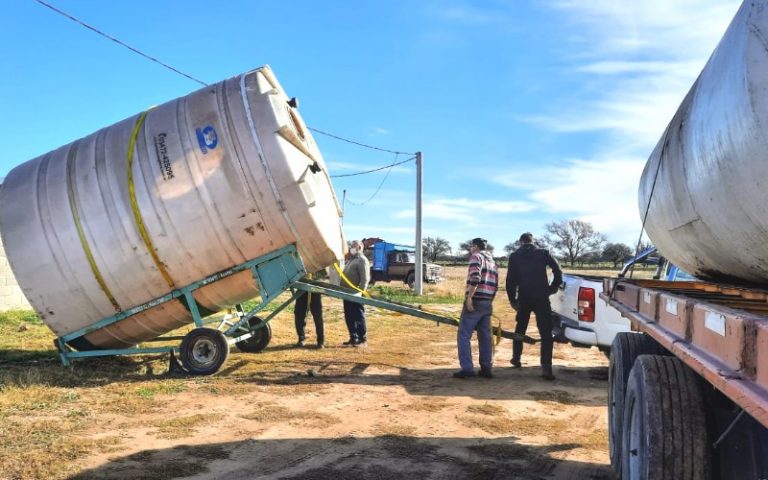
xmin=414 ymin=152 xmax=423 ymax=294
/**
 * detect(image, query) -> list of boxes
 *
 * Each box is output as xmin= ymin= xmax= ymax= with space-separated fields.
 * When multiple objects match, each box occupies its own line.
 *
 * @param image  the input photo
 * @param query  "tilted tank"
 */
xmin=639 ymin=1 xmax=768 ymax=286
xmin=0 ymin=65 xmax=344 ymax=350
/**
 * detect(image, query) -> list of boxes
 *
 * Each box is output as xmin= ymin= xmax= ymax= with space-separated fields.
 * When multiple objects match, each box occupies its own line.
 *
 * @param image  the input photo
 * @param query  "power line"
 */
xmin=309 ymin=127 xmax=416 ymax=156
xmin=34 ymin=0 xmax=208 ymax=87
xmin=330 ymin=156 xmax=414 ymax=178
xmin=35 ymin=0 xmax=419 ymax=164
xmin=345 ymin=162 xmax=397 ymax=206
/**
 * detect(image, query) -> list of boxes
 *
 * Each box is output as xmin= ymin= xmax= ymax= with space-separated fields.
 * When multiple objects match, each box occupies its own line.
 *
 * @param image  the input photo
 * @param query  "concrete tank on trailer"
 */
xmin=0 ymin=65 xmax=344 ymax=349
xmin=639 ymin=0 xmax=768 ymax=286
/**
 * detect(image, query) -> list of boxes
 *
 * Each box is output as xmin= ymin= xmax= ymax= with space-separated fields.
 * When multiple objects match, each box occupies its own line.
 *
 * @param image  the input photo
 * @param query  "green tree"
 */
xmin=602 ymin=242 xmax=632 ymax=268
xmin=459 ymin=239 xmax=495 ymax=256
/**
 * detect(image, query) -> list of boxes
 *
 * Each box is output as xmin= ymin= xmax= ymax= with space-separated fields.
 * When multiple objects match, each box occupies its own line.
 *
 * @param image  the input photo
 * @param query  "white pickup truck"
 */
xmin=550 ymin=248 xmax=692 ymax=355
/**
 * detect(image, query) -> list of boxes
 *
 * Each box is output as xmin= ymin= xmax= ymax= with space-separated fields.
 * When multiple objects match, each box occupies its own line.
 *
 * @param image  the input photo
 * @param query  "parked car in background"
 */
xmin=365 ymin=241 xmax=443 ymax=288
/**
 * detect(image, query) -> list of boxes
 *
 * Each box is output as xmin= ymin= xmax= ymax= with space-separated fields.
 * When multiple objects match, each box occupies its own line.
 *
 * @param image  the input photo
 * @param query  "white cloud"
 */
xmin=371 ymin=127 xmax=391 ymax=135
xmin=527 ymin=0 xmax=741 ymax=149
xmin=494 ymin=155 xmax=647 ymax=245
xmin=394 ymin=197 xmax=536 ymax=222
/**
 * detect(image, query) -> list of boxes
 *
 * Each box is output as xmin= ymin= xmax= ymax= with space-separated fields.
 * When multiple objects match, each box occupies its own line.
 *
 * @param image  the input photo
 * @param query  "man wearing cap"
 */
xmin=454 ymin=237 xmax=499 ymax=379
xmin=506 ymin=232 xmax=562 ymax=380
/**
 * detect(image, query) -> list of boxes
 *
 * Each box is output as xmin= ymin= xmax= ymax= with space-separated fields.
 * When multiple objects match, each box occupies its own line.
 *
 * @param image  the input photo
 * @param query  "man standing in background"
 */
xmin=454 ymin=237 xmax=498 ymax=379
xmin=343 ymin=240 xmax=370 ymax=347
xmin=506 ymin=232 xmax=562 ymax=380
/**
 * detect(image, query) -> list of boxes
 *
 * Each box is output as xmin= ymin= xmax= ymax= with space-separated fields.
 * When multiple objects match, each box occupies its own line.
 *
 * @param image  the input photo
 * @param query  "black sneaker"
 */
xmin=296 ymin=340 xmax=306 ymax=347
xmin=452 ymin=370 xmax=476 ymax=379
xmin=510 ymin=359 xmax=522 ymax=368
xmin=541 ymin=365 xmax=555 ymax=381
xmin=317 ymin=343 xmax=325 ymax=349
xmin=478 ymin=368 xmax=493 ymax=379
xmin=342 ymin=339 xmax=356 ymax=346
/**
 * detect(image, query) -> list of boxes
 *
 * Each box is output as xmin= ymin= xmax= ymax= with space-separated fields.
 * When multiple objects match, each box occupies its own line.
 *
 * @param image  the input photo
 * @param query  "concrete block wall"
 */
xmin=0 ymin=235 xmax=31 ymax=311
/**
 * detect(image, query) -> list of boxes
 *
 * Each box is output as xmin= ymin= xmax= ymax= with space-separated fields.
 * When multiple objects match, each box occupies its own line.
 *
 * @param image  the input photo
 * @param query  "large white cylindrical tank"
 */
xmin=0 ymin=65 xmax=344 ymax=349
xmin=639 ymin=1 xmax=768 ymax=286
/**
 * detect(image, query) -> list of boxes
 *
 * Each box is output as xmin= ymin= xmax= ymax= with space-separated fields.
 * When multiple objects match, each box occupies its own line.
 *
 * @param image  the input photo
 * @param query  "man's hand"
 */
xmin=465 ymin=296 xmax=475 ymax=312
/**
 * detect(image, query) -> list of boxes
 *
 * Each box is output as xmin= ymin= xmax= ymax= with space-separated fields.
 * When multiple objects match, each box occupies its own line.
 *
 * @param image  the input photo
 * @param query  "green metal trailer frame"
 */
xmin=54 ymin=244 xmax=533 ymax=375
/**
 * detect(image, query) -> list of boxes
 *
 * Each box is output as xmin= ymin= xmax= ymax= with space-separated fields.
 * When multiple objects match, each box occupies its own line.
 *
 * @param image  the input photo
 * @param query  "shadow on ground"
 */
xmin=67 ymin=435 xmax=612 ymax=480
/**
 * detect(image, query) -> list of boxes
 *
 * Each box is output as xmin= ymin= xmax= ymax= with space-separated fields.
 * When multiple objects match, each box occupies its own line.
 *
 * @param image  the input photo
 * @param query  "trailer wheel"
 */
xmin=622 ymin=355 xmax=710 ymax=480
xmin=609 ymin=333 xmax=666 ymax=476
xmin=180 ymin=328 xmax=230 ymax=375
xmin=235 ymin=318 xmax=272 ymax=353
xmin=406 ymin=272 xmax=415 ymax=288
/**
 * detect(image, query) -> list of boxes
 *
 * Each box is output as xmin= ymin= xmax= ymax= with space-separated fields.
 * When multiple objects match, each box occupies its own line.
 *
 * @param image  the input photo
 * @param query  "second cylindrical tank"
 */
xmin=639 ymin=1 xmax=768 ymax=286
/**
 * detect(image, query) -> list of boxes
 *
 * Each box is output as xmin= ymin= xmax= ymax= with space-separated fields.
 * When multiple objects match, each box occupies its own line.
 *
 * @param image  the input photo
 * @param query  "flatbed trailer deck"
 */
xmin=603 ymin=278 xmax=768 ymax=428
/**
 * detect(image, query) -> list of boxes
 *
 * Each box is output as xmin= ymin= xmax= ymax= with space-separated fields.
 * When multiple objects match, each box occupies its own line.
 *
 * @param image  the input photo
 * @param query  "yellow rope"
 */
xmin=333 ymin=262 xmax=371 ymax=298
xmin=66 ymin=142 xmax=121 ymax=312
xmin=127 ymin=110 xmax=175 ymax=288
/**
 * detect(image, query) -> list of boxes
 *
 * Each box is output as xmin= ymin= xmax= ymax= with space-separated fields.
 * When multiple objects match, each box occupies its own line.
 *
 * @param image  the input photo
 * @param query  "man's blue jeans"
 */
xmin=457 ymin=298 xmax=493 ymax=373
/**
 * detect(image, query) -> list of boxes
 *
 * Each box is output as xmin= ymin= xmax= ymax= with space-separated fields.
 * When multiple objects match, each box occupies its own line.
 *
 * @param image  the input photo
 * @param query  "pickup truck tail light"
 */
xmin=577 ymin=287 xmax=595 ymax=322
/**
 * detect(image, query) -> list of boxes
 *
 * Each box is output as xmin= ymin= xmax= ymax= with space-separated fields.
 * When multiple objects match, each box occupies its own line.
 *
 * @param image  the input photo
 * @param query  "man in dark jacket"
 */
xmin=506 ymin=232 xmax=563 ymax=380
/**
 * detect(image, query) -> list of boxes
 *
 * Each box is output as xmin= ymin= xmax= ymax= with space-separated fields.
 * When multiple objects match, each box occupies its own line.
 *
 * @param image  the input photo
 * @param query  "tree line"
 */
xmin=422 ymin=218 xmax=650 ymax=267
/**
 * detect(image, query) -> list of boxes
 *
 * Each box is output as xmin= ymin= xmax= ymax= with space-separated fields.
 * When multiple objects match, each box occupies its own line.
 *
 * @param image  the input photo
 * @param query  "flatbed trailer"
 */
xmin=602 ymin=278 xmax=768 ymax=479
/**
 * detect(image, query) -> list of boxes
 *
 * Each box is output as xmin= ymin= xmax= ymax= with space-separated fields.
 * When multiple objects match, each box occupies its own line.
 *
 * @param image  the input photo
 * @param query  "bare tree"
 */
xmin=422 ymin=237 xmax=451 ymax=262
xmin=543 ymin=219 xmax=606 ymax=266
xmin=503 ymin=241 xmax=519 ymax=255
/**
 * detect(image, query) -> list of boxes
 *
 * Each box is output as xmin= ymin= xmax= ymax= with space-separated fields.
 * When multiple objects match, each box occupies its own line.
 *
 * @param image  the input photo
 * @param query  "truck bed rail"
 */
xmin=602 ymin=278 xmax=768 ymax=429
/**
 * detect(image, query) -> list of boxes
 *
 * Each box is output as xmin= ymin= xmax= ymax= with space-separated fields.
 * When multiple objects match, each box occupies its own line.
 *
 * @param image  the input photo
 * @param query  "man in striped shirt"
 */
xmin=454 ymin=237 xmax=499 ymax=379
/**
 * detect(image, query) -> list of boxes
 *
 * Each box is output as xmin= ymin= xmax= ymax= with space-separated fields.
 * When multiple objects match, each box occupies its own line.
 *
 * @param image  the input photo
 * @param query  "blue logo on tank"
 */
xmin=195 ymin=125 xmax=218 ymax=153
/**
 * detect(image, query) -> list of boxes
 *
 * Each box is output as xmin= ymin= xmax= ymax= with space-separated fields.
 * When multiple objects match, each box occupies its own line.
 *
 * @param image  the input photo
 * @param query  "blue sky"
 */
xmin=1 ymin=0 xmax=741 ymax=255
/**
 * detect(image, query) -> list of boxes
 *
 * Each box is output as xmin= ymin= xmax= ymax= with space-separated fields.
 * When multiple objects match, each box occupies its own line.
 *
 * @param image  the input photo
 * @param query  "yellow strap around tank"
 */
xmin=127 ymin=109 xmax=176 ymax=288
xmin=66 ymin=142 xmax=122 ymax=312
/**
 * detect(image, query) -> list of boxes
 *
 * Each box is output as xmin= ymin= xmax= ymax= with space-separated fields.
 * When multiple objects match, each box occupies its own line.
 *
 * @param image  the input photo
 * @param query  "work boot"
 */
xmin=510 ymin=358 xmax=522 ymax=368
xmin=541 ymin=365 xmax=555 ymax=381
xmin=478 ymin=367 xmax=493 ymax=379
xmin=452 ymin=370 xmax=476 ymax=379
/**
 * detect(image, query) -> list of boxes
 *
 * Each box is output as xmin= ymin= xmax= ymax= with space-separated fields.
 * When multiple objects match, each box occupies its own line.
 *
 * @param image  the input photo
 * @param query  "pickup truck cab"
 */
xmin=367 ymin=241 xmax=443 ymax=288
xmin=551 ymin=247 xmax=689 ymax=354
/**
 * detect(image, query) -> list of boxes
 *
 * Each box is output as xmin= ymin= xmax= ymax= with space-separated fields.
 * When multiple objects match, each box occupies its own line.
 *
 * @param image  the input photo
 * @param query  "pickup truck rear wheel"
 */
xmin=609 ymin=333 xmax=667 ymax=477
xmin=405 ymin=272 xmax=415 ymax=289
xmin=622 ymin=355 xmax=710 ymax=480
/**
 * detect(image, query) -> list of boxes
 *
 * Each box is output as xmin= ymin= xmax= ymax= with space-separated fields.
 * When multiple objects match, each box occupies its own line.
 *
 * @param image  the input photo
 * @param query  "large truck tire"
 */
xmin=621 ymin=355 xmax=710 ymax=480
xmin=608 ymin=333 xmax=666 ymax=476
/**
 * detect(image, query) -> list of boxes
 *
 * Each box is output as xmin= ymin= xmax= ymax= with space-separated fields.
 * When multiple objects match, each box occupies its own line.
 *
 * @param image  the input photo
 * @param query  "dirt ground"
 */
xmin=65 ymin=321 xmax=611 ymax=479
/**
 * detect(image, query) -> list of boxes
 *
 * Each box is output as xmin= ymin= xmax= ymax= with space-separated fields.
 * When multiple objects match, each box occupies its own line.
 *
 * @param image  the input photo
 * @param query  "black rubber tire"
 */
xmin=608 ymin=333 xmax=666 ymax=476
xmin=621 ymin=355 xmax=710 ymax=480
xmin=235 ymin=318 xmax=272 ymax=353
xmin=179 ymin=328 xmax=230 ymax=375
xmin=405 ymin=272 xmax=415 ymax=289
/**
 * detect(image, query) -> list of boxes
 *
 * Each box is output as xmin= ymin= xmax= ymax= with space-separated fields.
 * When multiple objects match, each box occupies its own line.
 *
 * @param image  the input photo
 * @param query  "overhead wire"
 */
xmin=34 ymin=0 xmax=209 ymax=87
xmin=34 ymin=0 xmax=417 ymax=206
xmin=344 ymin=155 xmax=404 ymax=206
xmin=308 ymin=127 xmax=416 ymax=156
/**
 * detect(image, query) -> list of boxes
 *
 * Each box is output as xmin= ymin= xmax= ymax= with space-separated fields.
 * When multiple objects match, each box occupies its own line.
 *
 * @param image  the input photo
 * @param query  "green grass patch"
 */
xmin=369 ymin=285 xmax=462 ymax=304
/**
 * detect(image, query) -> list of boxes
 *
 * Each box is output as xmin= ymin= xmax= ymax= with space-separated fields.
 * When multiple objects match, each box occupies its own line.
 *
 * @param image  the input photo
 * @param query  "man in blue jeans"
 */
xmin=454 ymin=238 xmax=499 ymax=379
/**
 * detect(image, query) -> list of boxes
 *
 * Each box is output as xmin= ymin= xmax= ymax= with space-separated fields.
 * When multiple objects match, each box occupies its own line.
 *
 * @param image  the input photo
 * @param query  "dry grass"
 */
xmin=240 ymin=402 xmax=340 ymax=429
xmin=526 ymin=390 xmax=578 ymax=405
xmin=402 ymin=397 xmax=453 ymax=412
xmin=371 ymin=423 xmax=418 ymax=436
xmin=579 ymin=427 xmax=609 ymax=451
xmin=466 ymin=403 xmax=508 ymax=416
xmin=151 ymin=413 xmax=225 ymax=439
